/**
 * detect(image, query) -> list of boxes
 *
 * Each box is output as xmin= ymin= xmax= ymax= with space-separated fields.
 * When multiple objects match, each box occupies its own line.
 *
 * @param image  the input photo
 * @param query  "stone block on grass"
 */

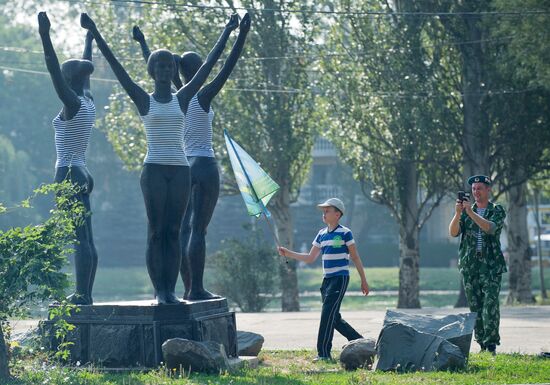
xmin=237 ymin=331 xmax=264 ymax=357
xmin=162 ymin=338 xmax=230 ymax=373
xmin=339 ymin=338 xmax=377 ymax=371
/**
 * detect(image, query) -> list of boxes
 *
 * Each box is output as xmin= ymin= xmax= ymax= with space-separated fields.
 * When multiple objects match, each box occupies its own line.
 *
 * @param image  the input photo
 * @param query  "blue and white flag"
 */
xmin=224 ymin=129 xmax=279 ymax=217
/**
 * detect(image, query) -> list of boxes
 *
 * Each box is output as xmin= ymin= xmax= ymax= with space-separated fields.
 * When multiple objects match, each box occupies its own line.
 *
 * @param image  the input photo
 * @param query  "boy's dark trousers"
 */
xmin=317 ymin=275 xmax=363 ymax=358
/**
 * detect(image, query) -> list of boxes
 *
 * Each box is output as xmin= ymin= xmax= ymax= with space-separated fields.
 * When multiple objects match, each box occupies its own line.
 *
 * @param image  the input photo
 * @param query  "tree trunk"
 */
xmin=534 ymin=188 xmax=548 ymax=299
xmin=506 ymin=181 xmax=535 ymax=304
xmin=0 ymin=325 xmax=9 ymax=379
xmin=398 ymin=227 xmax=421 ymax=308
xmin=455 ymin=13 xmax=491 ymax=308
xmin=397 ymin=159 xmax=421 ymax=308
xmin=271 ymin=187 xmax=300 ymax=312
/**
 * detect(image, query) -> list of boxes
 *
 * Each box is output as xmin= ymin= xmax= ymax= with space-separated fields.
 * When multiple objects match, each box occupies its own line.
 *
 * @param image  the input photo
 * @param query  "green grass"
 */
xmin=5 ymin=351 xmax=550 ymax=385
xmin=84 ymin=266 xmax=550 ymax=310
xmin=22 ymin=266 xmax=544 ymax=317
xmin=90 ymin=266 xmax=550 ymax=298
xmin=297 ymin=267 xmax=462 ymax=292
xmin=298 ymin=267 xmax=550 ymax=293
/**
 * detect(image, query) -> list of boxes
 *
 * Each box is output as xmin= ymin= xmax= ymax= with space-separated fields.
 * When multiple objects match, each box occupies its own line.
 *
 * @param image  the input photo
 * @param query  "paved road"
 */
xmin=235 ymin=306 xmax=550 ymax=354
xmin=10 ymin=306 xmax=550 ymax=354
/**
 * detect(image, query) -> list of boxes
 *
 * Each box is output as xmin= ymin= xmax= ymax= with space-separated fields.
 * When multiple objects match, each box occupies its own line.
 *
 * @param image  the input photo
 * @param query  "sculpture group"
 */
xmin=38 ymin=11 xmax=250 ymax=305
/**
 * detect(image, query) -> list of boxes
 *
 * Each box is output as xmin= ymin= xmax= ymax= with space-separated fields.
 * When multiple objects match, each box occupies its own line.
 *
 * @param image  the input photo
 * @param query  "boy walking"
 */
xmin=278 ymin=198 xmax=369 ymax=361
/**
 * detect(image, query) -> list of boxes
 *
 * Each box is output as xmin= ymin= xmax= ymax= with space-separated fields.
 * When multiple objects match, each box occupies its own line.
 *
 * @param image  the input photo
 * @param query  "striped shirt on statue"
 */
xmin=53 ymin=96 xmax=95 ymax=168
xmin=141 ymin=94 xmax=189 ymax=166
xmin=312 ymin=224 xmax=355 ymax=278
xmin=183 ymin=93 xmax=215 ymax=158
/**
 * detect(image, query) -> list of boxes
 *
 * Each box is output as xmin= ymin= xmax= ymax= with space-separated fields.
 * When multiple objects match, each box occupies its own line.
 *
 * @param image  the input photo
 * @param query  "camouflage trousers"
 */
xmin=462 ymin=269 xmax=503 ymax=347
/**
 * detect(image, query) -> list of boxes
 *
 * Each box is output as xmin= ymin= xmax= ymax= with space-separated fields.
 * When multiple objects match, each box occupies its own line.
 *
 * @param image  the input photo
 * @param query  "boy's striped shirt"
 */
xmin=312 ymin=224 xmax=355 ymax=277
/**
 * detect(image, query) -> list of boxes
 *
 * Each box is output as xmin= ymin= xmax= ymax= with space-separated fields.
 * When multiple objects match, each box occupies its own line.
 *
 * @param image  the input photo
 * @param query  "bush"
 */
xmin=0 ymin=181 xmax=84 ymax=378
xmin=210 ymin=227 xmax=279 ymax=312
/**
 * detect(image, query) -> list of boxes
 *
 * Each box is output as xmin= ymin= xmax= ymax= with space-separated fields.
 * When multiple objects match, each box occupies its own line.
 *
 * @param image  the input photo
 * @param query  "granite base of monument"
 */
xmin=40 ymin=298 xmax=237 ymax=368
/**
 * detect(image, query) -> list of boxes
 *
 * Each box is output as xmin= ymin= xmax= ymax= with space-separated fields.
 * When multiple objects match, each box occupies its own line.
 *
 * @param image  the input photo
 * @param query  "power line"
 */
xmin=0 ymin=57 xmax=302 ymax=90
xmin=358 ymin=87 xmax=543 ymax=99
xmin=223 ymin=87 xmax=301 ymax=93
xmin=0 ymin=34 xmax=522 ymax=63
xmin=237 ymin=35 xmax=517 ymax=62
xmin=2 ymin=64 xmax=542 ymax=98
xmin=0 ymin=65 xmax=118 ymax=83
xmin=0 ymin=46 xmax=44 ymax=55
xmin=61 ymin=0 xmax=550 ymax=17
xmin=0 ymin=64 xmax=302 ymax=92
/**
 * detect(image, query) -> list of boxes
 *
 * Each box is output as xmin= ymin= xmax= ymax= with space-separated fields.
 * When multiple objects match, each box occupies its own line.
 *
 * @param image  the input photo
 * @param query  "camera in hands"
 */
xmin=458 ymin=191 xmax=470 ymax=202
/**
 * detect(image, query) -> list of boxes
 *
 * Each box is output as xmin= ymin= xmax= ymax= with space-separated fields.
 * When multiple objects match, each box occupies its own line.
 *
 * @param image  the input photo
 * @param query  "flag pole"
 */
xmin=224 ymin=130 xmax=286 ymax=262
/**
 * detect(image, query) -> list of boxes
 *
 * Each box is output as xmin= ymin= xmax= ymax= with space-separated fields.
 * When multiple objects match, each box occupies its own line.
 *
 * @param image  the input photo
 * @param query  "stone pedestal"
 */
xmin=41 ymin=298 xmax=237 ymax=368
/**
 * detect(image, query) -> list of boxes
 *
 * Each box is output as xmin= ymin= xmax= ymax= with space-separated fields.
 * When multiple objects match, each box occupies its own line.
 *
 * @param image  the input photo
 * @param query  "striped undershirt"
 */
xmin=476 ymin=207 xmax=487 ymax=252
xmin=141 ymin=94 xmax=189 ymax=166
xmin=313 ymin=224 xmax=355 ymax=278
xmin=183 ymin=93 xmax=215 ymax=158
xmin=53 ymin=96 xmax=95 ymax=168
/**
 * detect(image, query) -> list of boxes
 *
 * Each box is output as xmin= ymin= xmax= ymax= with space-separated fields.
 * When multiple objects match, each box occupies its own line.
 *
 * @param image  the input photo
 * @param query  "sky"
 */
xmin=3 ymin=0 xmax=105 ymax=56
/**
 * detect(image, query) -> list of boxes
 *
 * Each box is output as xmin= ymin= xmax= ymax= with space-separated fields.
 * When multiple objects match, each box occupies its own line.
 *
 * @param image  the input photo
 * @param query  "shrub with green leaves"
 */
xmin=210 ymin=226 xmax=280 ymax=312
xmin=0 ymin=181 xmax=85 ymax=378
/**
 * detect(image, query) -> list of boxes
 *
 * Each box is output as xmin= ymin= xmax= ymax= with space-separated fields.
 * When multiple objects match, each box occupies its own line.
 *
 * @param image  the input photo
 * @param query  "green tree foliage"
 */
xmin=488 ymin=0 xmax=550 ymax=188
xmin=320 ymin=0 xmax=461 ymax=307
xmin=0 ymin=13 xmax=59 ymax=176
xmin=488 ymin=1 xmax=550 ymax=304
xmin=210 ymin=226 xmax=279 ymax=312
xmin=0 ymin=136 xmax=35 ymax=209
xmin=0 ymin=181 xmax=84 ymax=379
xmin=214 ymin=0 xmax=319 ymax=312
xmin=493 ymin=0 xmax=550 ymax=89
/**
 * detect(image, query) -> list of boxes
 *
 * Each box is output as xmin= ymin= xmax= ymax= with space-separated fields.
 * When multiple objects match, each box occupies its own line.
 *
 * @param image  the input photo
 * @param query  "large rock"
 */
xmin=339 ymin=338 xmax=377 ymax=371
xmin=237 ymin=331 xmax=264 ymax=356
xmin=383 ymin=310 xmax=476 ymax=358
xmin=376 ymin=323 xmax=465 ymax=372
xmin=162 ymin=338 xmax=230 ymax=373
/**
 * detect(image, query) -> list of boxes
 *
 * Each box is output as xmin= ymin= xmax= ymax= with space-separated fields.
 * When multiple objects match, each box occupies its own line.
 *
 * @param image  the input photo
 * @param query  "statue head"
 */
xmin=61 ymin=59 xmax=94 ymax=91
xmin=147 ymin=49 xmax=177 ymax=82
xmin=179 ymin=51 xmax=203 ymax=84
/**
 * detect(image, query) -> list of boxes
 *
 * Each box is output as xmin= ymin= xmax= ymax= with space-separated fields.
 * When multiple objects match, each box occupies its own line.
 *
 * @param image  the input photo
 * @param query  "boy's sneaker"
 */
xmin=486 ymin=344 xmax=496 ymax=356
xmin=313 ymin=356 xmax=332 ymax=363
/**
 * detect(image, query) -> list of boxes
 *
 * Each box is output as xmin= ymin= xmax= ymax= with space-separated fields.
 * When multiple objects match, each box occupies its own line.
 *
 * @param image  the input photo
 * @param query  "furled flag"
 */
xmin=224 ymin=129 xmax=280 ymax=218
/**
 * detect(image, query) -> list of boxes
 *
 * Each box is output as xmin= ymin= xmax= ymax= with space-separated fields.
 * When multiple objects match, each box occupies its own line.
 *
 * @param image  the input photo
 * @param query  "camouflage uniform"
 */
xmin=457 ymin=201 xmax=507 ymax=348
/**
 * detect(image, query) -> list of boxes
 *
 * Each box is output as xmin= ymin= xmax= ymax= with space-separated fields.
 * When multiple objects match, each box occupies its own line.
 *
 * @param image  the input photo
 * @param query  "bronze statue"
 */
xmin=132 ymin=14 xmax=250 ymax=300
xmin=39 ymin=12 xmax=98 ymax=305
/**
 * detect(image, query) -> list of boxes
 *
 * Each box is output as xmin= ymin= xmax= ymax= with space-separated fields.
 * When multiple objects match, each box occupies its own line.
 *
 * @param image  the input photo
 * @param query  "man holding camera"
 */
xmin=449 ymin=175 xmax=507 ymax=355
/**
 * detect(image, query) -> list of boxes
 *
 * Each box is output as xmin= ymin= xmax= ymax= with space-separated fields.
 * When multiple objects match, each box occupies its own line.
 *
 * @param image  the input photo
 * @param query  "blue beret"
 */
xmin=468 ymin=175 xmax=491 ymax=185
